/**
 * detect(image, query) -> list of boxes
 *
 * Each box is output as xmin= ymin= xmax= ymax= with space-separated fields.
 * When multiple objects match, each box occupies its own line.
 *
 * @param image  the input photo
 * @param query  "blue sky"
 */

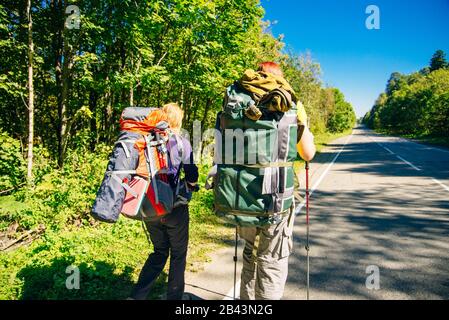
xmin=260 ymin=0 xmax=449 ymax=117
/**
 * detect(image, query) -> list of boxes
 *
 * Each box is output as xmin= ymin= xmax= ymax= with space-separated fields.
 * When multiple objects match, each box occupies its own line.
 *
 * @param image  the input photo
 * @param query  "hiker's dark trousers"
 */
xmin=131 ymin=205 xmax=189 ymax=300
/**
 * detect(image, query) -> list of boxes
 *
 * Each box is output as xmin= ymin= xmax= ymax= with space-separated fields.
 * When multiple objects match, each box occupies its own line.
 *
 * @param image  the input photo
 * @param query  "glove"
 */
xmin=297 ymin=101 xmax=308 ymax=126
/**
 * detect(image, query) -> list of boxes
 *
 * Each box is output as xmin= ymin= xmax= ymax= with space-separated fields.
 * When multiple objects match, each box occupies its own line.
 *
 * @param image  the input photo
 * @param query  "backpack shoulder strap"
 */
xmin=114 ymin=139 xmax=137 ymax=158
xmin=166 ymin=133 xmax=185 ymax=196
xmin=174 ymin=133 xmax=185 ymax=162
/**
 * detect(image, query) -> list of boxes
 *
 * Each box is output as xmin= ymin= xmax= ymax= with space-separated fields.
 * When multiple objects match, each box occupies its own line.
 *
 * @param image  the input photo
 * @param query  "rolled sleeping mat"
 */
xmin=91 ymin=132 xmax=139 ymax=223
xmin=121 ymin=107 xmax=156 ymax=121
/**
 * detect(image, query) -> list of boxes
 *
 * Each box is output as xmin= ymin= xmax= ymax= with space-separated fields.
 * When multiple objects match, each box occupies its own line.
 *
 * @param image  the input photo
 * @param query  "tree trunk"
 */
xmin=201 ymin=98 xmax=213 ymax=128
xmin=89 ymin=90 xmax=98 ymax=151
xmin=106 ymin=92 xmax=114 ymax=142
xmin=58 ymin=28 xmax=73 ymax=167
xmin=53 ymin=0 xmax=63 ymax=159
xmin=26 ymin=0 xmax=34 ymax=183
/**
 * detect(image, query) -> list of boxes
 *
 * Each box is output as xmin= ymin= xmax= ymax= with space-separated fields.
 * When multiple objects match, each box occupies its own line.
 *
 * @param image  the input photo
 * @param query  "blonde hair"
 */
xmin=162 ymin=103 xmax=184 ymax=131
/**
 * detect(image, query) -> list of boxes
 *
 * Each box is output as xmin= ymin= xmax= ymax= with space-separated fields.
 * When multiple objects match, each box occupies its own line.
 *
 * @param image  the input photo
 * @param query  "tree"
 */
xmin=282 ymin=52 xmax=326 ymax=133
xmin=0 ymin=3 xmax=28 ymax=145
xmin=430 ymin=50 xmax=448 ymax=72
xmin=364 ymin=63 xmax=449 ymax=136
xmin=327 ymin=89 xmax=356 ymax=133
xmin=26 ymin=0 xmax=34 ymax=182
xmin=386 ymin=72 xmax=405 ymax=95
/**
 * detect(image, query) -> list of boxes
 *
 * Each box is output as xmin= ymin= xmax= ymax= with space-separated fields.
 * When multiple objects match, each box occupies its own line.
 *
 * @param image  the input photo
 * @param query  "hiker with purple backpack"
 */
xmin=129 ymin=103 xmax=198 ymax=300
xmin=92 ymin=103 xmax=198 ymax=300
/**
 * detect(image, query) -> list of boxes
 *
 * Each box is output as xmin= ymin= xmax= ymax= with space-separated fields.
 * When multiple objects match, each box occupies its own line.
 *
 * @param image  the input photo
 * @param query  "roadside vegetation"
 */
xmin=363 ymin=50 xmax=449 ymax=147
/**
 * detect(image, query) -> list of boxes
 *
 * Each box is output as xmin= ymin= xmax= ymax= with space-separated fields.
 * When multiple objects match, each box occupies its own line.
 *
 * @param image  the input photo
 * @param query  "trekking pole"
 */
xmin=305 ymin=161 xmax=310 ymax=300
xmin=233 ymin=226 xmax=238 ymax=300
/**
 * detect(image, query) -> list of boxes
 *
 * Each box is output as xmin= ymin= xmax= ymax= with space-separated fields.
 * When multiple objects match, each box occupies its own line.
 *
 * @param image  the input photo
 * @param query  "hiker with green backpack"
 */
xmin=211 ymin=62 xmax=316 ymax=300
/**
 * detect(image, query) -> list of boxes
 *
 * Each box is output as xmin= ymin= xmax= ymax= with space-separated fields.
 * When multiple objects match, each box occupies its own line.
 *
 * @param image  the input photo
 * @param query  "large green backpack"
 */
xmin=213 ymin=82 xmax=298 ymax=227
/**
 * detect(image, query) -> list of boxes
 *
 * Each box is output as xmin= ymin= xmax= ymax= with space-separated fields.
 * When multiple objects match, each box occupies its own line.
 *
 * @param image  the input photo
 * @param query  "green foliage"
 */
xmin=2 ymin=145 xmax=111 ymax=231
xmin=0 ymin=0 xmax=354 ymax=165
xmin=1 ymin=0 xmax=283 ymax=161
xmin=327 ymin=89 xmax=356 ymax=133
xmin=0 ymin=150 xmax=232 ymax=299
xmin=0 ymin=131 xmax=25 ymax=191
xmin=364 ymin=58 xmax=449 ymax=138
xmin=282 ymin=53 xmax=356 ymax=134
xmin=430 ymin=49 xmax=448 ymax=72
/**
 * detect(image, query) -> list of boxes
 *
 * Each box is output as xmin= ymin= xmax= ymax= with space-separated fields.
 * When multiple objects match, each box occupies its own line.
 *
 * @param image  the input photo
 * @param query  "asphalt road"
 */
xmin=186 ymin=127 xmax=449 ymax=300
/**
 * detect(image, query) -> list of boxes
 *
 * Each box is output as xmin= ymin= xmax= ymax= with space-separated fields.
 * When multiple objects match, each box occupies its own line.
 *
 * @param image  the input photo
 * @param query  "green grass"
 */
xmin=314 ymin=129 xmax=354 ymax=153
xmin=0 ymin=222 xmax=147 ymax=300
xmin=0 ymin=194 xmax=233 ymax=300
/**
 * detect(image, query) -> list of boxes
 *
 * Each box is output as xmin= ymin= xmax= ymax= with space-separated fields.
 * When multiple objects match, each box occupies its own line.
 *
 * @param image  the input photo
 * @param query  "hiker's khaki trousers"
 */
xmin=238 ymin=214 xmax=294 ymax=300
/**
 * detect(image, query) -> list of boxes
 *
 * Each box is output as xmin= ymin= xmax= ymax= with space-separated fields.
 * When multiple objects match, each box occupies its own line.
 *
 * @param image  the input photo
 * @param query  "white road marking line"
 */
xmin=223 ymin=130 xmax=447 ymax=300
xmin=374 ymin=135 xmax=449 ymax=193
xmin=295 ymin=134 xmax=354 ymax=216
xmin=369 ymin=136 xmax=396 ymax=155
xmin=370 ymin=133 xmax=449 ymax=192
xmin=382 ymin=146 xmax=395 ymax=155
xmin=223 ymin=134 xmax=353 ymax=300
xmin=295 ymin=200 xmax=306 ymax=216
xmin=396 ymin=155 xmax=422 ymax=171
xmin=431 ymin=178 xmax=449 ymax=192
